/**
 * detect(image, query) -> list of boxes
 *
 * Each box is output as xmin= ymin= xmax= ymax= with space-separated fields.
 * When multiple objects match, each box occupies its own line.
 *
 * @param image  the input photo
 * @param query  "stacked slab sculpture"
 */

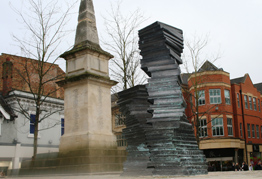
xmin=138 ymin=21 xmax=207 ymax=175
xmin=117 ymin=85 xmax=152 ymax=176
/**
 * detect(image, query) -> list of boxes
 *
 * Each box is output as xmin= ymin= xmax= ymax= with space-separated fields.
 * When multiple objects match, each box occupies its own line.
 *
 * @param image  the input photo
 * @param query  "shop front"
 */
xmin=249 ymin=144 xmax=262 ymax=168
xmin=204 ymin=148 xmax=244 ymax=171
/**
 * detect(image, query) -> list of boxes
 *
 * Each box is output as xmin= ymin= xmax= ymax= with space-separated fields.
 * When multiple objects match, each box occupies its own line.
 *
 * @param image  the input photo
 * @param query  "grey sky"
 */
xmin=1 ymin=0 xmax=262 ymax=84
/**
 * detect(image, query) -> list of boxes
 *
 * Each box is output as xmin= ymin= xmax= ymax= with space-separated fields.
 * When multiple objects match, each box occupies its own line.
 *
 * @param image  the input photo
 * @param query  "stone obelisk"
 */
xmin=15 ymin=1 xmax=125 ymax=175
xmin=59 ymin=0 xmax=117 ymax=153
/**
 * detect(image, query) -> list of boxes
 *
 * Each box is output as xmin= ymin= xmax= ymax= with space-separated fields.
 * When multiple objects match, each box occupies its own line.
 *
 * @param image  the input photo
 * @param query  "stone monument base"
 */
xmin=10 ymin=148 xmax=126 ymax=176
xmin=59 ymin=133 xmax=117 ymax=153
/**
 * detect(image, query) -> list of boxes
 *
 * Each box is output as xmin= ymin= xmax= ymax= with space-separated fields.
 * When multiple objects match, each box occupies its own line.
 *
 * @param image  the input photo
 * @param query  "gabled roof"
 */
xmin=254 ymin=83 xmax=262 ymax=93
xmin=230 ymin=74 xmax=247 ymax=84
xmin=0 ymin=94 xmax=17 ymax=121
xmin=181 ymin=73 xmax=191 ymax=85
xmin=198 ymin=60 xmax=222 ymax=72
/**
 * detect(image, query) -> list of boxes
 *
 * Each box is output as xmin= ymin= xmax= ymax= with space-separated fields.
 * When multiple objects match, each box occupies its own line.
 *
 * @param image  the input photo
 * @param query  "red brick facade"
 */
xmin=182 ymin=61 xmax=262 ymax=170
xmin=0 ymin=53 xmax=65 ymax=99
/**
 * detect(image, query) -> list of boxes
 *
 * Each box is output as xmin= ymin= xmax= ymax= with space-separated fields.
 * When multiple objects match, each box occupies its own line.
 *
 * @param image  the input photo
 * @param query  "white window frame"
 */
xmin=261 ymin=126 xmax=262 ymax=138
xmin=253 ymin=97 xmax=257 ymax=111
xmin=249 ymin=96 xmax=253 ymax=110
xmin=244 ymin=95 xmax=248 ymax=109
xmin=116 ymin=134 xmax=127 ymax=147
xmin=115 ymin=114 xmax=125 ymax=127
xmin=212 ymin=118 xmax=224 ymax=136
xmin=209 ymin=89 xmax=221 ymax=104
xmin=196 ymin=90 xmax=205 ymax=106
xmin=224 ymin=90 xmax=230 ymax=105
xmin=240 ymin=123 xmax=243 ymax=138
xmin=247 ymin=124 xmax=251 ymax=138
xmin=256 ymin=125 xmax=259 ymax=139
xmin=227 ymin=118 xmax=233 ymax=136
xmin=258 ymin=99 xmax=261 ymax=112
xmin=237 ymin=93 xmax=240 ymax=108
xmin=252 ymin=124 xmax=255 ymax=138
xmin=199 ymin=119 xmax=207 ymax=138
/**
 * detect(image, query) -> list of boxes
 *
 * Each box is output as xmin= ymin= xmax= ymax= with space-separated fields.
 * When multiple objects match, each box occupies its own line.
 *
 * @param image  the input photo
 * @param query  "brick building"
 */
xmin=111 ymin=60 xmax=262 ymax=171
xmin=0 ymin=53 xmax=64 ymax=98
xmin=0 ymin=53 xmax=64 ymax=173
xmin=182 ymin=61 xmax=262 ymax=170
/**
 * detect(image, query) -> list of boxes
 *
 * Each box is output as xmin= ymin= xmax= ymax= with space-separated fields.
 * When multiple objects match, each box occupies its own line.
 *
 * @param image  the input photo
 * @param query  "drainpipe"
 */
xmin=239 ymin=89 xmax=248 ymax=164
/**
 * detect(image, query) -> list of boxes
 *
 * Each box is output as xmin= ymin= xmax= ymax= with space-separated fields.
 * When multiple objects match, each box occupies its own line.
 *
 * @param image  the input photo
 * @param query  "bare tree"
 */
xmin=102 ymin=1 xmax=147 ymax=92
xmin=182 ymin=34 xmax=222 ymax=146
xmin=11 ymin=0 xmax=77 ymax=159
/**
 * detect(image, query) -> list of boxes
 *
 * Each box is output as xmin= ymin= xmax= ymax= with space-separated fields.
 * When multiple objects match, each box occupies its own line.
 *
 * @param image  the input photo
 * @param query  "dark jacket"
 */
xmin=254 ymin=164 xmax=262 ymax=170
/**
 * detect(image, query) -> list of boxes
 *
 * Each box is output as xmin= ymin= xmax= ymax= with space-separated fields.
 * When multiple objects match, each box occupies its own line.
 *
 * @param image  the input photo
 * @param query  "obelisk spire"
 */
xmin=74 ymin=0 xmax=99 ymax=46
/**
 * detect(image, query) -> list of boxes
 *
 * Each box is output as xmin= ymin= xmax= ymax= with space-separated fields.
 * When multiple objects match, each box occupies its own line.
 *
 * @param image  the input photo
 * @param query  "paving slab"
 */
xmin=4 ymin=171 xmax=262 ymax=179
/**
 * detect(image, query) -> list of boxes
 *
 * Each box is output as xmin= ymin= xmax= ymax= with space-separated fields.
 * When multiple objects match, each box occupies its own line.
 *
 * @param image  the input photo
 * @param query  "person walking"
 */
xmin=249 ymin=164 xmax=253 ymax=171
xmin=235 ymin=163 xmax=240 ymax=171
xmin=241 ymin=162 xmax=248 ymax=171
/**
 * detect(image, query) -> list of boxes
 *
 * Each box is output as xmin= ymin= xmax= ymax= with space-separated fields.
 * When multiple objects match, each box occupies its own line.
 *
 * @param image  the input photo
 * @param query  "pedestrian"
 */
xmin=254 ymin=161 xmax=262 ymax=170
xmin=241 ymin=161 xmax=248 ymax=171
xmin=232 ymin=162 xmax=235 ymax=171
xmin=0 ymin=170 xmax=5 ymax=177
xmin=235 ymin=163 xmax=240 ymax=171
xmin=249 ymin=164 xmax=253 ymax=171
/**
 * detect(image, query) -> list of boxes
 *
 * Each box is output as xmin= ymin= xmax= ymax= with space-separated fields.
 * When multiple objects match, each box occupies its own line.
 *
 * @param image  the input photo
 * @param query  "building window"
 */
xmin=247 ymin=124 xmax=251 ymax=138
xmin=116 ymin=134 xmax=127 ymax=147
xmin=30 ymin=114 xmax=36 ymax=134
xmin=196 ymin=90 xmax=205 ymax=106
xmin=227 ymin=118 xmax=233 ymax=136
xmin=199 ymin=119 xmax=207 ymax=137
xmin=244 ymin=95 xmax=248 ymax=109
xmin=252 ymin=124 xmax=255 ymax=138
xmin=258 ymin=99 xmax=261 ymax=112
xmin=253 ymin=97 xmax=257 ymax=111
xmin=249 ymin=96 xmax=253 ymax=110
xmin=256 ymin=125 xmax=259 ymax=139
xmin=240 ymin=123 xmax=243 ymax=138
xmin=212 ymin=118 xmax=224 ymax=136
xmin=237 ymin=93 xmax=240 ymax=108
xmin=209 ymin=89 xmax=221 ymax=104
xmin=115 ymin=114 xmax=125 ymax=127
xmin=261 ymin=126 xmax=262 ymax=138
xmin=61 ymin=118 xmax=64 ymax=136
xmin=224 ymin=90 xmax=230 ymax=104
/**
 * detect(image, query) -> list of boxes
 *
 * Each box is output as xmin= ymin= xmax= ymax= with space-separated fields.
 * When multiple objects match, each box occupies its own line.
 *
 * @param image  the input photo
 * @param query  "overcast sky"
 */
xmin=1 ymin=0 xmax=262 ymax=84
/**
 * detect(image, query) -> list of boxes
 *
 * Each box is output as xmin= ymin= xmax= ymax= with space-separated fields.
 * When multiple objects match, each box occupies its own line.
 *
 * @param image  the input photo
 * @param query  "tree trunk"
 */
xmin=33 ymin=116 xmax=39 ymax=160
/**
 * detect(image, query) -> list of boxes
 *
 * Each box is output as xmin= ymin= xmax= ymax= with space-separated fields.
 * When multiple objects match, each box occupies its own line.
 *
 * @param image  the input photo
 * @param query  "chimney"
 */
xmin=2 ymin=57 xmax=13 ymax=96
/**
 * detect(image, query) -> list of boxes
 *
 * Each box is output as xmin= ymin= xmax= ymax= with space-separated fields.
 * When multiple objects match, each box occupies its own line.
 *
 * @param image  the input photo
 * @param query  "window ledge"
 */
xmin=27 ymin=134 xmax=41 ymax=138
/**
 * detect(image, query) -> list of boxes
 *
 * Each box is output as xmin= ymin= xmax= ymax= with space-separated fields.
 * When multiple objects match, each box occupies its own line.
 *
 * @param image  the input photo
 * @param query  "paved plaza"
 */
xmin=4 ymin=171 xmax=262 ymax=179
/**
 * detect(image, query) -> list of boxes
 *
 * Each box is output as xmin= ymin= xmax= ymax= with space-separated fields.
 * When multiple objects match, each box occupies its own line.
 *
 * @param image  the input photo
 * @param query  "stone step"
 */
xmin=21 ymin=155 xmax=126 ymax=168
xmin=18 ymin=163 xmax=123 ymax=176
xmin=58 ymin=148 xmax=126 ymax=158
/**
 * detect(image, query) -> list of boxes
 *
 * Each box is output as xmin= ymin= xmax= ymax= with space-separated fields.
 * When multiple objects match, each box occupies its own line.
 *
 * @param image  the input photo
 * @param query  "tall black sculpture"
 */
xmin=139 ymin=21 xmax=207 ymax=175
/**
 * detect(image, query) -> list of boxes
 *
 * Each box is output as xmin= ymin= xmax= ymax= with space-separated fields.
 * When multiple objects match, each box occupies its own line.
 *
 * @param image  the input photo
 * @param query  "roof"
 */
xmin=198 ymin=60 xmax=222 ymax=72
xmin=230 ymin=74 xmax=247 ymax=84
xmin=0 ymin=94 xmax=17 ymax=120
xmin=254 ymin=83 xmax=262 ymax=93
xmin=181 ymin=73 xmax=191 ymax=85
